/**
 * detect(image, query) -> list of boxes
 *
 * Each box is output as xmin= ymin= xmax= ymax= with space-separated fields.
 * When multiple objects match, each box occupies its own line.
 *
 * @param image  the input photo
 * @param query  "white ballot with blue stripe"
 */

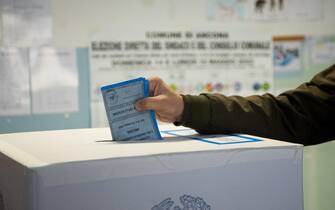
xmin=0 ymin=124 xmax=303 ymax=210
xmin=101 ymin=77 xmax=161 ymax=141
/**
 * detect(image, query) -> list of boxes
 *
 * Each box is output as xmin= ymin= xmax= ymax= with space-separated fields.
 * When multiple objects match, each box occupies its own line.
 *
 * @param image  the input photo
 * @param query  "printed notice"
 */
xmin=307 ymin=35 xmax=335 ymax=65
xmin=90 ymin=27 xmax=273 ymax=127
xmin=30 ymin=48 xmax=78 ymax=114
xmin=101 ymin=77 xmax=161 ymax=141
xmin=0 ymin=47 xmax=31 ymax=116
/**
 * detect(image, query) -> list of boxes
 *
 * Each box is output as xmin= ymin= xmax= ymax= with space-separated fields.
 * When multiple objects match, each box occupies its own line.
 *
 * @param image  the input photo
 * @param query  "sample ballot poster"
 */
xmin=90 ymin=27 xmax=273 ymax=127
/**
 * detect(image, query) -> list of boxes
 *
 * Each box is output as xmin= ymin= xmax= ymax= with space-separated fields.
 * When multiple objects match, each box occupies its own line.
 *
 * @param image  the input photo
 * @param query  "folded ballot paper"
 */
xmin=101 ymin=77 xmax=162 ymax=141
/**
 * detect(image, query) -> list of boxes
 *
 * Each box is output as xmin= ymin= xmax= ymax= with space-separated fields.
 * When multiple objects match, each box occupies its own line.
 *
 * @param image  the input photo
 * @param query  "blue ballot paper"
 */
xmin=101 ymin=77 xmax=162 ymax=141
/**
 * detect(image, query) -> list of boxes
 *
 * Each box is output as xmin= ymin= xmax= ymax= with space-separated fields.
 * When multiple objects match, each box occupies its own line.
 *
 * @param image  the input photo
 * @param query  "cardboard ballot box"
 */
xmin=0 ymin=125 xmax=303 ymax=210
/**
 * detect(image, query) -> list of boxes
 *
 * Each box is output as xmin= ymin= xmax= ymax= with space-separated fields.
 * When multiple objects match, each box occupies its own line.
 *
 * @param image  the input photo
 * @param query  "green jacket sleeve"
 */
xmin=176 ymin=64 xmax=335 ymax=146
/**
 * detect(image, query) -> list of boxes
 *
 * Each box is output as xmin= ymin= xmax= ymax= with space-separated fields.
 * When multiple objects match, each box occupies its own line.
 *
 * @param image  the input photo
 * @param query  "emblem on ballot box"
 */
xmin=152 ymin=194 xmax=211 ymax=210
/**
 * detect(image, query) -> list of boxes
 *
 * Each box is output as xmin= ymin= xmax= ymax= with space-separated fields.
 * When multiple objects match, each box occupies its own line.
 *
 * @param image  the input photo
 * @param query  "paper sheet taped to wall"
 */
xmin=0 ymin=47 xmax=31 ymax=116
xmin=0 ymin=47 xmax=79 ymax=116
xmin=1 ymin=0 xmax=52 ymax=47
xmin=30 ymin=48 xmax=79 ymax=114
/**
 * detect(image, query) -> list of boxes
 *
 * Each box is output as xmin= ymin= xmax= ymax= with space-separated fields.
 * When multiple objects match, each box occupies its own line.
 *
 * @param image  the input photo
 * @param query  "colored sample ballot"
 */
xmin=101 ymin=78 xmax=161 ymax=141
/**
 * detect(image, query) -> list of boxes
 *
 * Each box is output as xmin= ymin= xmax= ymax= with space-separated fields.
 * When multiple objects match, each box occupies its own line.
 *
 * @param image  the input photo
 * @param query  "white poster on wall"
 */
xmin=0 ymin=47 xmax=31 ymax=116
xmin=1 ymin=0 xmax=52 ymax=47
xmin=89 ymin=27 xmax=273 ymax=127
xmin=273 ymin=35 xmax=305 ymax=76
xmin=307 ymin=35 xmax=335 ymax=66
xmin=30 ymin=48 xmax=78 ymax=114
xmin=207 ymin=0 xmax=323 ymax=22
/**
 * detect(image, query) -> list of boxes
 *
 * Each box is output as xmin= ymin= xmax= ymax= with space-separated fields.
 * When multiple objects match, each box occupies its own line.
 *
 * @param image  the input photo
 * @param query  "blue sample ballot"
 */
xmin=101 ymin=77 xmax=162 ymax=141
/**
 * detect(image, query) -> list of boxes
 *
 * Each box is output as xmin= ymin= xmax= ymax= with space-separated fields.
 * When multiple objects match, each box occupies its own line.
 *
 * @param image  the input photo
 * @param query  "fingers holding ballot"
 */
xmin=135 ymin=77 xmax=184 ymax=123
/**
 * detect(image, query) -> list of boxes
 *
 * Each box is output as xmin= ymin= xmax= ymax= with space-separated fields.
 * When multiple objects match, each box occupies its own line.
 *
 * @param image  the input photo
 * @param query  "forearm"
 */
xmin=178 ymin=93 xmax=298 ymax=140
xmin=177 ymin=65 xmax=335 ymax=145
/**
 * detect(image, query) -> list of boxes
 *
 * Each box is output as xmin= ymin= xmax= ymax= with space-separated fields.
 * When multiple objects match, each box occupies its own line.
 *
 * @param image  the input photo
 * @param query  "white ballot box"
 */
xmin=0 ymin=125 xmax=303 ymax=210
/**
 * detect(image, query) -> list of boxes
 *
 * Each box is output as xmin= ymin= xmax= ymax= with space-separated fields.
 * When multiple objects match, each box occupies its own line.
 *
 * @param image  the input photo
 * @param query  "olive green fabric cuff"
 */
xmin=173 ymin=94 xmax=211 ymax=130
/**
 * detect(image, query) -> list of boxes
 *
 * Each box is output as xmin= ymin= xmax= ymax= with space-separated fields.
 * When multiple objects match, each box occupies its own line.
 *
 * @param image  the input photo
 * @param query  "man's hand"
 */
xmin=135 ymin=77 xmax=184 ymax=123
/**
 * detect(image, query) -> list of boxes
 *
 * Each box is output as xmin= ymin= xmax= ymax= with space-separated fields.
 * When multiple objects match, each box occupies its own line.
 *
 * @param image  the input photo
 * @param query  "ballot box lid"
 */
xmin=0 ymin=124 xmax=302 ymax=168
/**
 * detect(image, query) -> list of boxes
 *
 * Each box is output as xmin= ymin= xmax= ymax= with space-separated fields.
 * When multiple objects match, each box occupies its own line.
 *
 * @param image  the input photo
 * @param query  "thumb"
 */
xmin=135 ymin=96 xmax=163 ymax=112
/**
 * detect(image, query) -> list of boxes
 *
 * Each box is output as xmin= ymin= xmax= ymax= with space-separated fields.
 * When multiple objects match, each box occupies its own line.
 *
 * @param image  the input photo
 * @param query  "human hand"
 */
xmin=135 ymin=77 xmax=184 ymax=123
